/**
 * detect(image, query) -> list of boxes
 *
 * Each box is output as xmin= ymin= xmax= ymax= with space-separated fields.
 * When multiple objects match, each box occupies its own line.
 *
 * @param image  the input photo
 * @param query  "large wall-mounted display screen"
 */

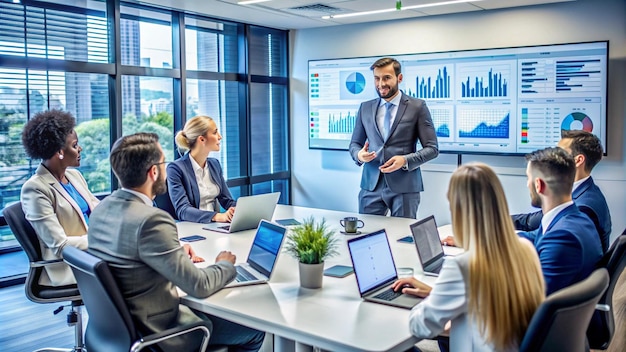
xmin=308 ymin=41 xmax=608 ymax=155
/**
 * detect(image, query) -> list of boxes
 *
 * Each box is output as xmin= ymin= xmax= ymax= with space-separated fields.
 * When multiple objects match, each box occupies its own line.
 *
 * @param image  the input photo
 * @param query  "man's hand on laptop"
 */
xmin=213 ymin=207 xmax=235 ymax=222
xmin=391 ymin=278 xmax=432 ymax=298
xmin=183 ymin=244 xmax=205 ymax=263
xmin=216 ymin=250 xmax=236 ymax=265
xmin=441 ymin=236 xmax=457 ymax=247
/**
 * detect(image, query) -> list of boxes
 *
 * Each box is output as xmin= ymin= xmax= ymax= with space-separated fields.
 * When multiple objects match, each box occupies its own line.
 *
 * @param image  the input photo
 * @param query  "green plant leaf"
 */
xmin=284 ymin=216 xmax=339 ymax=264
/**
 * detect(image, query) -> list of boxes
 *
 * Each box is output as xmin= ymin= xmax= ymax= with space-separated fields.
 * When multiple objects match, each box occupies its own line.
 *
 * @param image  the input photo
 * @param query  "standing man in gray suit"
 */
xmin=88 ymin=133 xmax=264 ymax=351
xmin=350 ymin=57 xmax=439 ymax=218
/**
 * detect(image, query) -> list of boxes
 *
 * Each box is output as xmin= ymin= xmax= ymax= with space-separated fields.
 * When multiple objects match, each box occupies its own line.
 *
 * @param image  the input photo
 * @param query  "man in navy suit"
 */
xmin=519 ymin=147 xmax=602 ymax=295
xmin=512 ymin=130 xmax=612 ymax=252
xmin=349 ymin=57 xmax=438 ymax=219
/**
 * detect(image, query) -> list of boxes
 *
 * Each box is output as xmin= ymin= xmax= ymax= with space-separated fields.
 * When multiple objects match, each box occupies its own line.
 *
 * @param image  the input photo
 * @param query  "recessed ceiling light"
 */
xmin=323 ymin=0 xmax=483 ymax=19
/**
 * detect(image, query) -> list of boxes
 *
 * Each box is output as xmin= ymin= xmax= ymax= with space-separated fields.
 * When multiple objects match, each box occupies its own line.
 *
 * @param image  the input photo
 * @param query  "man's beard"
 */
xmin=376 ymin=83 xmax=399 ymax=100
xmin=152 ymin=172 xmax=167 ymax=197
xmin=530 ymin=185 xmax=541 ymax=208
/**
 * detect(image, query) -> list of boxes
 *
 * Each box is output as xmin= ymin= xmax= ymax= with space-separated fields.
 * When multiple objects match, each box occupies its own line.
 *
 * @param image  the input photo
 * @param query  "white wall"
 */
xmin=289 ymin=0 xmax=626 ymax=243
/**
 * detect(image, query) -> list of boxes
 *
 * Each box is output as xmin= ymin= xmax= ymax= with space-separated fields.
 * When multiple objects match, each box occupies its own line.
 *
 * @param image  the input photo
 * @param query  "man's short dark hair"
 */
xmin=110 ymin=133 xmax=161 ymax=189
xmin=526 ymin=147 xmax=576 ymax=197
xmin=22 ymin=109 xmax=76 ymax=160
xmin=561 ymin=130 xmax=603 ymax=172
xmin=370 ymin=57 xmax=401 ymax=76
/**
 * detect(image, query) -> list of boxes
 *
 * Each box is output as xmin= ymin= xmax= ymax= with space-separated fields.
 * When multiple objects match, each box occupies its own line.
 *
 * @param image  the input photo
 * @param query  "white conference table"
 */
xmin=179 ymin=205 xmax=461 ymax=352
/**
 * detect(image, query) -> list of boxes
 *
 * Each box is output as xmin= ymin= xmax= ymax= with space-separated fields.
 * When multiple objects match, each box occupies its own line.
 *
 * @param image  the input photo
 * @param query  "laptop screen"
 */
xmin=410 ymin=215 xmax=444 ymax=265
xmin=247 ymin=220 xmax=286 ymax=277
xmin=348 ymin=230 xmax=398 ymax=295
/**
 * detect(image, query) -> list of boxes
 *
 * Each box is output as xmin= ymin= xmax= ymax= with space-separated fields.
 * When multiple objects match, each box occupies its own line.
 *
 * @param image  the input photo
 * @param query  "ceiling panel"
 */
xmin=131 ymin=0 xmax=577 ymax=29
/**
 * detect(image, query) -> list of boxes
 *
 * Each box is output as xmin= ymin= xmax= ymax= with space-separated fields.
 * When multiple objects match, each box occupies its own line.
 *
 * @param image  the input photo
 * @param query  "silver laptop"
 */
xmin=203 ymin=192 xmax=280 ymax=233
xmin=347 ymin=229 xmax=423 ymax=309
xmin=411 ymin=215 xmax=446 ymax=276
xmin=225 ymin=220 xmax=287 ymax=288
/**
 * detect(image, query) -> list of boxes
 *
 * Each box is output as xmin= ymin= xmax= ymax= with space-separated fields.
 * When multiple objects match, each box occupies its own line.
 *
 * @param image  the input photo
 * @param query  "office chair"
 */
xmin=520 ymin=268 xmax=609 ymax=352
xmin=153 ymin=192 xmax=178 ymax=220
xmin=62 ymin=246 xmax=212 ymax=352
xmin=2 ymin=202 xmax=85 ymax=351
xmin=587 ymin=230 xmax=626 ymax=349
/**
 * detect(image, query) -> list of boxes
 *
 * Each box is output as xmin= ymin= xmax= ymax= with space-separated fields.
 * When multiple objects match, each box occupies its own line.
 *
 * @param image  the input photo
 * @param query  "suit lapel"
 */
xmin=370 ymin=99 xmax=384 ymax=141
xmin=182 ymin=153 xmax=201 ymax=208
xmin=37 ymin=165 xmax=86 ymax=225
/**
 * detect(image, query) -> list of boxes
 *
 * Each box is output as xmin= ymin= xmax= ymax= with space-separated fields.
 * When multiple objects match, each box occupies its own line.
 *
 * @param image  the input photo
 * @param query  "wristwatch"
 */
xmin=402 ymin=157 xmax=409 ymax=171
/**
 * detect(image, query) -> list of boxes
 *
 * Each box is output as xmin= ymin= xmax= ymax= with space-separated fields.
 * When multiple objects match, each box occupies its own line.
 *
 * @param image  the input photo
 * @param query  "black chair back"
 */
xmin=62 ymin=246 xmax=136 ymax=352
xmin=520 ymin=268 xmax=609 ymax=352
xmin=587 ymin=231 xmax=626 ymax=349
xmin=153 ymin=192 xmax=177 ymax=220
xmin=3 ymin=202 xmax=80 ymax=302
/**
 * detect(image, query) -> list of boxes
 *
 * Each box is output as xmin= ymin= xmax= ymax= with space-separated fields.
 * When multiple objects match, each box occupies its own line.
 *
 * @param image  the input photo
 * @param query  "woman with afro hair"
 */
xmin=20 ymin=109 xmax=99 ymax=286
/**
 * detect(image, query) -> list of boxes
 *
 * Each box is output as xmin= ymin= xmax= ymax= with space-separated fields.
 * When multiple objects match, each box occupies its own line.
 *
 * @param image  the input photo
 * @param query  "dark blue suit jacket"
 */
xmin=166 ymin=153 xmax=236 ymax=223
xmin=349 ymin=92 xmax=438 ymax=194
xmin=520 ymin=204 xmax=603 ymax=295
xmin=512 ymin=177 xmax=612 ymax=252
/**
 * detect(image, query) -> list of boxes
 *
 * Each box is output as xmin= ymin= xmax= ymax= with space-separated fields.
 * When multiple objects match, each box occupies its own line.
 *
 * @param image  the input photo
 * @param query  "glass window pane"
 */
xmin=185 ymin=16 xmax=239 ymax=73
xmin=0 ymin=70 xmax=110 ymax=210
xmin=249 ymin=26 xmax=287 ymax=77
xmin=252 ymin=180 xmax=288 ymax=204
xmin=121 ymin=7 xmax=172 ymax=68
xmin=122 ymin=76 xmax=174 ymax=161
xmin=250 ymin=82 xmax=288 ymax=176
xmin=187 ymin=78 xmax=242 ymax=178
xmin=0 ymin=1 xmax=108 ymax=63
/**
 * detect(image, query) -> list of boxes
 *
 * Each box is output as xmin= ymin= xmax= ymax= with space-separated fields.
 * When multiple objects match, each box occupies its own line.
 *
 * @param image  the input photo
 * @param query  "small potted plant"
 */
xmin=284 ymin=216 xmax=339 ymax=289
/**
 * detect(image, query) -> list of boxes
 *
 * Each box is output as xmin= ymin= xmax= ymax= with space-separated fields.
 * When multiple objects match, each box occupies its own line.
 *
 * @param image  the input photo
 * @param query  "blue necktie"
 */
xmin=383 ymin=102 xmax=393 ymax=139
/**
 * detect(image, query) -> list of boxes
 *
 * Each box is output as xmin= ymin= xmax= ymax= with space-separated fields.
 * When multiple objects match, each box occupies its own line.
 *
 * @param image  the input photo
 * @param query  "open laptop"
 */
xmin=203 ymin=192 xmax=280 ymax=233
xmin=347 ymin=229 xmax=423 ymax=309
xmin=225 ymin=219 xmax=287 ymax=288
xmin=410 ymin=215 xmax=446 ymax=276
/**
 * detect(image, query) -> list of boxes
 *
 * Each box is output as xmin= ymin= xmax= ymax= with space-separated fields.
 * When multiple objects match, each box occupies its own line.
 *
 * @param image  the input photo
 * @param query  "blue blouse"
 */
xmin=61 ymin=181 xmax=91 ymax=225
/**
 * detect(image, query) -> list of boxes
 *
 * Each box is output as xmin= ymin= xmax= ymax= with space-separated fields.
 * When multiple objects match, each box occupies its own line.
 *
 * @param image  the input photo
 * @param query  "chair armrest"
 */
xmin=130 ymin=321 xmax=211 ymax=352
xmin=30 ymin=258 xmax=64 ymax=268
xmin=596 ymin=304 xmax=611 ymax=312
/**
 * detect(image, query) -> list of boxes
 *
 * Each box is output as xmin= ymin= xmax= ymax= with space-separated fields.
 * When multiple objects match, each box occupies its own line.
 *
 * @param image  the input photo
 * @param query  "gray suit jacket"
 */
xmin=88 ymin=190 xmax=236 ymax=351
xmin=21 ymin=164 xmax=99 ymax=286
xmin=349 ymin=92 xmax=439 ymax=193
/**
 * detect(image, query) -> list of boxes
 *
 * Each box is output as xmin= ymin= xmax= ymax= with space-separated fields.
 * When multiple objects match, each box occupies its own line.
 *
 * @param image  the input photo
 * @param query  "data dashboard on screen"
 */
xmin=308 ymin=41 xmax=608 ymax=155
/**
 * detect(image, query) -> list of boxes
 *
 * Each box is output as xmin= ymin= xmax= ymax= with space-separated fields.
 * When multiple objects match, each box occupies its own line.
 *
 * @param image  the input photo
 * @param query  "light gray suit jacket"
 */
xmin=88 ymin=190 xmax=236 ymax=351
xmin=349 ymin=92 xmax=439 ymax=193
xmin=21 ymin=164 xmax=99 ymax=286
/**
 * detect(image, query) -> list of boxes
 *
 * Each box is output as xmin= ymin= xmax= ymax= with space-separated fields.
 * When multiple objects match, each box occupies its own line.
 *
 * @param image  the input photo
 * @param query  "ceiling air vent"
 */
xmin=284 ymin=3 xmax=345 ymax=16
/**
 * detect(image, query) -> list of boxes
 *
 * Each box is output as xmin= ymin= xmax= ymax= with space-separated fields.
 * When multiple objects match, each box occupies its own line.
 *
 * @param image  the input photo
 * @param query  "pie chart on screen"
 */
xmin=561 ymin=112 xmax=593 ymax=132
xmin=346 ymin=72 xmax=366 ymax=95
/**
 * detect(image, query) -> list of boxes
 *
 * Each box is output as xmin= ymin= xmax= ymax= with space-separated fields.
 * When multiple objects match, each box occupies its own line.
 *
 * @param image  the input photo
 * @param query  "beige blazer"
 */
xmin=21 ymin=164 xmax=99 ymax=286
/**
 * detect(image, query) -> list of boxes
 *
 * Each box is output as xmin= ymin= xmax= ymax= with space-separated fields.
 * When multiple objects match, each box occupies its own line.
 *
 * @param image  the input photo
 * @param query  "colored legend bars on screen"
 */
xmin=310 ymin=111 xmax=319 ymax=138
xmin=556 ymin=59 xmax=602 ymax=93
xmin=310 ymin=73 xmax=319 ymax=99
xmin=521 ymin=108 xmax=529 ymax=143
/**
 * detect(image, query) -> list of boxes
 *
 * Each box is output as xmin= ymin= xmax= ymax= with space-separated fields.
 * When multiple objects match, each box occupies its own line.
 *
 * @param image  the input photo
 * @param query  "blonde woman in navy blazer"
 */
xmin=167 ymin=115 xmax=236 ymax=223
xmin=20 ymin=110 xmax=100 ymax=286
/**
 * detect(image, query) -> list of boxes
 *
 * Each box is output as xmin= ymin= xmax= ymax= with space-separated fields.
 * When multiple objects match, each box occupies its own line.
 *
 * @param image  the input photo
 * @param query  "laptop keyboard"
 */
xmin=374 ymin=288 xmax=403 ymax=301
xmin=236 ymin=267 xmax=257 ymax=282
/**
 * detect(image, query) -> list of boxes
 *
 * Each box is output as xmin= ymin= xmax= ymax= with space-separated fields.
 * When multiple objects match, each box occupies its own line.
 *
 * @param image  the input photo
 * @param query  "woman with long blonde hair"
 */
xmin=167 ymin=115 xmax=236 ymax=223
xmin=392 ymin=163 xmax=545 ymax=351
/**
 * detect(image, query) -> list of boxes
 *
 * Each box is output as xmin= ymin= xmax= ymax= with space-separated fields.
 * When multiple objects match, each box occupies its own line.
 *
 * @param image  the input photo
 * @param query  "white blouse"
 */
xmin=408 ymin=253 xmax=508 ymax=352
xmin=190 ymin=156 xmax=219 ymax=211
